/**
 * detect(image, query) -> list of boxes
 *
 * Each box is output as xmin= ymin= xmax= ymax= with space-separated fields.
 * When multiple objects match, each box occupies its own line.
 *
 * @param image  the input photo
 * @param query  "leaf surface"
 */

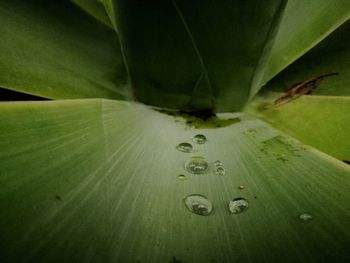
xmin=263 ymin=20 xmax=350 ymax=96
xmin=0 ymin=0 xmax=127 ymax=100
xmin=263 ymin=0 xmax=350 ymax=84
xmin=252 ymin=94 xmax=350 ymax=161
xmin=71 ymin=0 xmax=113 ymax=28
xmin=0 ymin=99 xmax=349 ymax=262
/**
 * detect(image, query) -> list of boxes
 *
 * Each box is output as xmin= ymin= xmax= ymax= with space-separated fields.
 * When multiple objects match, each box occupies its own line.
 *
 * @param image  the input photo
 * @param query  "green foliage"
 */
xmin=0 ymin=1 xmax=349 ymax=262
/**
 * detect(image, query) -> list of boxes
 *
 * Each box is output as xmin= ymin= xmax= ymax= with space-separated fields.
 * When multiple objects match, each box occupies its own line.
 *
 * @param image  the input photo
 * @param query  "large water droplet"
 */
xmin=184 ymin=194 xmax=213 ymax=216
xmin=215 ymin=167 xmax=225 ymax=176
xmin=193 ymin=134 xmax=207 ymax=144
xmin=213 ymin=160 xmax=223 ymax=166
xmin=299 ymin=213 xmax=313 ymax=222
xmin=228 ymin=198 xmax=249 ymax=214
xmin=176 ymin=142 xmax=193 ymax=153
xmin=176 ymin=174 xmax=187 ymax=181
xmin=185 ymin=156 xmax=209 ymax=174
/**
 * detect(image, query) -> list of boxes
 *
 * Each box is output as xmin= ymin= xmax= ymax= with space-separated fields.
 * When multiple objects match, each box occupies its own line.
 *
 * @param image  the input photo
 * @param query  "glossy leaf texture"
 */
xmin=262 ymin=0 xmax=350 ymax=85
xmin=0 ymin=0 xmax=127 ymax=100
xmin=0 ymin=100 xmax=349 ymax=263
xmin=112 ymin=0 xmax=287 ymax=112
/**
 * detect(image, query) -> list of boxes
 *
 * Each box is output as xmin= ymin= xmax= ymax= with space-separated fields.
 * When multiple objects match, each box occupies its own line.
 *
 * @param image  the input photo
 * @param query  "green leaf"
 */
xmin=1 ymin=99 xmax=349 ymax=262
xmin=262 ymin=20 xmax=350 ymax=96
xmin=101 ymin=0 xmax=118 ymax=29
xmin=71 ymin=0 xmax=113 ymax=28
xmin=252 ymin=94 xmax=350 ymax=161
xmin=112 ymin=0 xmax=287 ymax=112
xmin=262 ymin=0 xmax=350 ymax=84
xmin=0 ymin=0 xmax=127 ymax=100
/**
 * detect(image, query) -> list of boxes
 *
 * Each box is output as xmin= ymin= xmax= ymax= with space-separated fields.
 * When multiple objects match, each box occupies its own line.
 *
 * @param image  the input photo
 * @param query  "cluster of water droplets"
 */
xmin=176 ymin=134 xmax=247 ymax=216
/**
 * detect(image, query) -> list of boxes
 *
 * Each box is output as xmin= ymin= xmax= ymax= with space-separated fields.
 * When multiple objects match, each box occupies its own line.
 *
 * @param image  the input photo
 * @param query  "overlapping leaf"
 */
xmin=0 ymin=0 xmax=127 ymax=100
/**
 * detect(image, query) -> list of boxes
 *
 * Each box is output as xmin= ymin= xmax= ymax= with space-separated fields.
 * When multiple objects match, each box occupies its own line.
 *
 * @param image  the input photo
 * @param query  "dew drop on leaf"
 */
xmin=185 ymin=156 xmax=209 ymax=174
xmin=193 ymin=134 xmax=207 ymax=144
xmin=228 ymin=198 xmax=249 ymax=214
xmin=176 ymin=142 xmax=193 ymax=153
xmin=215 ymin=167 xmax=225 ymax=176
xmin=299 ymin=213 xmax=313 ymax=222
xmin=184 ymin=194 xmax=213 ymax=216
xmin=213 ymin=160 xmax=223 ymax=166
xmin=176 ymin=174 xmax=187 ymax=181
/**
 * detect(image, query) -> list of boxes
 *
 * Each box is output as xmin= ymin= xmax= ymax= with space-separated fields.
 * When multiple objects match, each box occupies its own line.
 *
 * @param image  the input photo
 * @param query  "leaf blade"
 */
xmin=0 ymin=0 xmax=127 ymax=100
xmin=0 ymin=99 xmax=349 ymax=262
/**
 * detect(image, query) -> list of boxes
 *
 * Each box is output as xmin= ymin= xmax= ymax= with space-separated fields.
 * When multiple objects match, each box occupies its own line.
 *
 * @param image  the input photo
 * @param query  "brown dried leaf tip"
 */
xmin=267 ymin=72 xmax=338 ymax=108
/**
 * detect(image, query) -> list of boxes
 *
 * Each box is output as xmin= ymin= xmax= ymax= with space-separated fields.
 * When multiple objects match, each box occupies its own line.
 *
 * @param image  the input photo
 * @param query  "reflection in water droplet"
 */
xmin=185 ymin=156 xmax=209 ymax=174
xmin=177 ymin=174 xmax=187 ymax=181
xmin=215 ymin=167 xmax=225 ymax=176
xmin=299 ymin=213 xmax=313 ymax=222
xmin=228 ymin=198 xmax=249 ymax=214
xmin=213 ymin=160 xmax=223 ymax=166
xmin=176 ymin=142 xmax=193 ymax=153
xmin=193 ymin=134 xmax=207 ymax=144
xmin=184 ymin=194 xmax=213 ymax=216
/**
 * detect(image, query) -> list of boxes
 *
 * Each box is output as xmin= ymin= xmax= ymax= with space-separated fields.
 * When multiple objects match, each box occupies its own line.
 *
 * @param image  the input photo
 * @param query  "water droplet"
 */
xmin=185 ymin=156 xmax=209 ymax=174
xmin=213 ymin=160 xmax=223 ymax=166
xmin=299 ymin=213 xmax=313 ymax=222
xmin=215 ymin=167 xmax=225 ymax=176
xmin=228 ymin=198 xmax=249 ymax=214
xmin=176 ymin=142 xmax=193 ymax=153
xmin=176 ymin=174 xmax=187 ymax=181
xmin=184 ymin=194 xmax=213 ymax=216
xmin=238 ymin=184 xmax=245 ymax=190
xmin=193 ymin=134 xmax=207 ymax=144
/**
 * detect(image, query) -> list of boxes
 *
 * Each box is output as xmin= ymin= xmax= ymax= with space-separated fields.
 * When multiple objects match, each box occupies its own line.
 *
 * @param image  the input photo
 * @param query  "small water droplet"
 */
xmin=238 ymin=184 xmax=245 ymax=190
xmin=176 ymin=142 xmax=193 ymax=153
xmin=193 ymin=134 xmax=207 ymax=144
xmin=176 ymin=174 xmax=187 ymax=181
xmin=213 ymin=160 xmax=223 ymax=166
xmin=215 ymin=167 xmax=225 ymax=176
xmin=184 ymin=194 xmax=213 ymax=216
xmin=185 ymin=156 xmax=209 ymax=174
xmin=299 ymin=213 xmax=313 ymax=222
xmin=228 ymin=198 xmax=249 ymax=214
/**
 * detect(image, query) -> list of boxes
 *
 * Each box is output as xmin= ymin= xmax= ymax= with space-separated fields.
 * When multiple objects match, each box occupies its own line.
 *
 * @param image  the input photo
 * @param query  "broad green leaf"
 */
xmin=71 ymin=0 xmax=113 ymax=28
xmin=1 ymin=99 xmax=349 ymax=262
xmin=112 ymin=0 xmax=287 ymax=112
xmin=262 ymin=0 xmax=350 ymax=84
xmin=262 ymin=20 xmax=350 ymax=96
xmin=0 ymin=0 xmax=127 ymax=100
xmin=251 ymin=94 xmax=350 ymax=161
